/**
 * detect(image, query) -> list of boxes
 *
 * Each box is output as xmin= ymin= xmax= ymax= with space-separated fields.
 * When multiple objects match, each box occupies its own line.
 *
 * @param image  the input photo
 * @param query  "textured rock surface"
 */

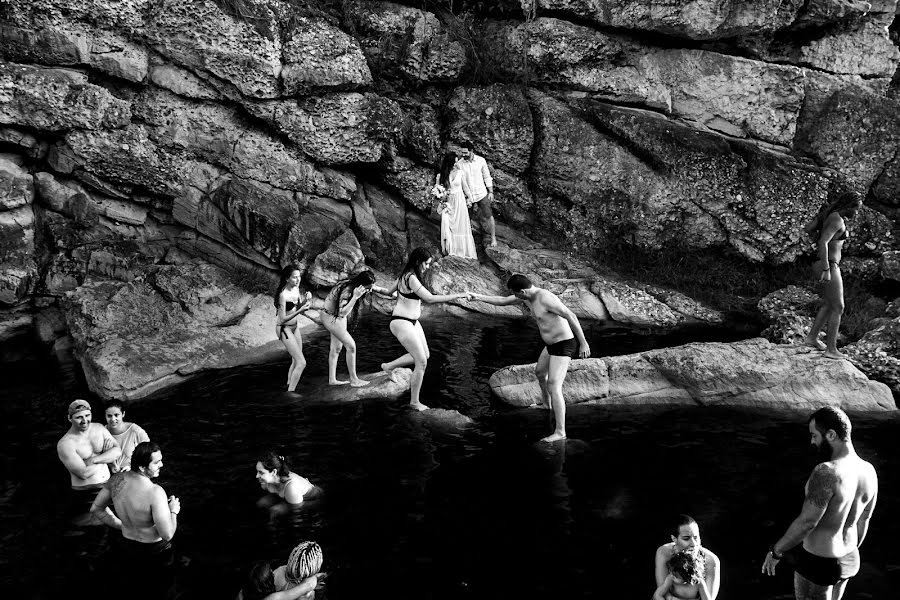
xmin=281 ymin=16 xmax=372 ymax=94
xmin=490 ymin=338 xmax=895 ymax=410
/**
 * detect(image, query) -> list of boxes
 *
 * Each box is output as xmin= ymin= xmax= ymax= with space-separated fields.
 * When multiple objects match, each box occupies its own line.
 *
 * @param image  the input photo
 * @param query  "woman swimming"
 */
xmin=255 ymin=451 xmax=315 ymax=505
xmin=320 ymin=269 xmax=392 ymax=387
xmin=654 ymin=514 xmax=720 ymax=600
xmin=274 ymin=264 xmax=312 ymax=392
xmin=379 ymin=247 xmax=469 ymax=411
xmin=803 ymin=192 xmax=864 ymax=359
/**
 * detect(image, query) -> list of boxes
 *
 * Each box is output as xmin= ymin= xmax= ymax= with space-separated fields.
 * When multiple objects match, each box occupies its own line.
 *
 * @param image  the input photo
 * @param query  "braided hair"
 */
xmin=285 ymin=541 xmax=323 ymax=586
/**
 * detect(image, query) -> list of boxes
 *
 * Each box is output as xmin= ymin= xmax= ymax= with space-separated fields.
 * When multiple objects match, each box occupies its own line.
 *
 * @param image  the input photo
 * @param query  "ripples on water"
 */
xmin=1 ymin=312 xmax=898 ymax=599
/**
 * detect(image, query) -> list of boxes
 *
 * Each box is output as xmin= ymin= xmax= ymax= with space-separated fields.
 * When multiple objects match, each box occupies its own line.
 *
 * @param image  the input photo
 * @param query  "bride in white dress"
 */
xmin=436 ymin=152 xmax=477 ymax=259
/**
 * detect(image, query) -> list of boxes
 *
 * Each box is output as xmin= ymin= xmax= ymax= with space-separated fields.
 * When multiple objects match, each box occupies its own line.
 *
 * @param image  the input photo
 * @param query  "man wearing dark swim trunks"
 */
xmin=91 ymin=441 xmax=181 ymax=599
xmin=761 ymin=407 xmax=878 ymax=600
xmin=472 ymin=274 xmax=590 ymax=442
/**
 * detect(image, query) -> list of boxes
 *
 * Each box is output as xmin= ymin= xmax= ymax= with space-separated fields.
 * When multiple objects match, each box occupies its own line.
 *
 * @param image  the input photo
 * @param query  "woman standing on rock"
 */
xmin=436 ymin=152 xmax=477 ymax=259
xmin=275 ymin=264 xmax=312 ymax=392
xmin=380 ymin=247 xmax=469 ymax=411
xmin=803 ymin=192 xmax=863 ymax=359
xmin=320 ymin=269 xmax=392 ymax=387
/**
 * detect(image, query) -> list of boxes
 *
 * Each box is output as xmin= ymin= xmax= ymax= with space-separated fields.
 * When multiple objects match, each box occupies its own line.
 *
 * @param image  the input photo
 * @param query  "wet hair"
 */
xmin=103 ymin=399 xmax=125 ymax=413
xmin=274 ymin=264 xmax=301 ymax=308
xmin=329 ymin=269 xmax=376 ymax=331
xmin=506 ymin=273 xmax=533 ymax=292
xmin=439 ymin=152 xmax=457 ymax=188
xmin=285 ymin=541 xmax=323 ymax=586
xmin=399 ymin=247 xmax=432 ymax=293
xmin=804 ymin=188 xmax=863 ymax=241
xmin=460 ymin=140 xmax=475 ymax=151
xmin=241 ymin=560 xmax=276 ymax=600
xmin=131 ymin=441 xmax=161 ymax=474
xmin=258 ymin=450 xmax=292 ymax=481
xmin=671 ymin=514 xmax=698 ymax=537
xmin=809 ymin=406 xmax=852 ymax=441
xmin=668 ymin=548 xmax=705 ymax=585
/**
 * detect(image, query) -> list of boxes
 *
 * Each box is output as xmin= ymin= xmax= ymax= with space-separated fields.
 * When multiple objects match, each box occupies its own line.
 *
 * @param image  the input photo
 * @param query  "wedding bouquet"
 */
xmin=430 ymin=183 xmax=449 ymax=214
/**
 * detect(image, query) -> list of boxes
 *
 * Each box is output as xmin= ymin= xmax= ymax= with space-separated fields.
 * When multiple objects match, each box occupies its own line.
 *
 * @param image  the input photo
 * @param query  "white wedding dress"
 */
xmin=439 ymin=169 xmax=477 ymax=259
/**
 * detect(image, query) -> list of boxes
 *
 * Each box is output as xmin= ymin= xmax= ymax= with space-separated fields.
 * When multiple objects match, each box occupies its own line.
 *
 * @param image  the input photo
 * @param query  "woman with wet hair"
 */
xmin=320 ymin=269 xmax=392 ymax=387
xmin=274 ymin=264 xmax=312 ymax=392
xmin=255 ymin=451 xmax=315 ymax=505
xmin=237 ymin=560 xmax=317 ymax=600
xmin=654 ymin=514 xmax=720 ymax=600
xmin=803 ymin=191 xmax=864 ymax=359
xmin=270 ymin=541 xmax=324 ymax=599
xmin=379 ymin=247 xmax=469 ymax=410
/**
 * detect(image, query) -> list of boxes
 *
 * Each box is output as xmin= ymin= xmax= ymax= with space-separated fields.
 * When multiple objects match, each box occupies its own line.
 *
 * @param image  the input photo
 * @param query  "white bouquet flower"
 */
xmin=430 ymin=183 xmax=449 ymax=214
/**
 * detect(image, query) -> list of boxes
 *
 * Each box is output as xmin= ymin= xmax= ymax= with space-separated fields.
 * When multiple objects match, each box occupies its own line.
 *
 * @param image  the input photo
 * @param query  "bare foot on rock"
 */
xmin=541 ymin=432 xmax=567 ymax=443
xmin=804 ymin=338 xmax=827 ymax=351
xmin=823 ymin=350 xmax=846 ymax=360
xmin=329 ymin=379 xmax=349 ymax=386
xmin=409 ymin=401 xmax=429 ymax=411
xmin=350 ymin=379 xmax=370 ymax=388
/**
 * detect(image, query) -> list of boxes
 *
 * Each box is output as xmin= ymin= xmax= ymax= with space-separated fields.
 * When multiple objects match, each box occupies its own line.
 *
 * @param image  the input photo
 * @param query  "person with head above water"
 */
xmin=379 ymin=247 xmax=470 ymax=411
xmin=237 ymin=559 xmax=319 ymax=600
xmin=57 ymin=399 xmax=121 ymax=489
xmin=274 ymin=264 xmax=313 ymax=392
xmin=272 ymin=541 xmax=323 ymax=599
xmin=255 ymin=451 xmax=316 ymax=505
xmin=470 ymin=274 xmax=590 ymax=442
xmin=90 ymin=441 xmax=180 ymax=599
xmin=319 ymin=268 xmax=393 ymax=387
xmin=654 ymin=514 xmax=720 ymax=600
xmin=761 ymin=406 xmax=878 ymax=600
xmin=103 ymin=399 xmax=149 ymax=473
xmin=802 ymin=191 xmax=864 ymax=359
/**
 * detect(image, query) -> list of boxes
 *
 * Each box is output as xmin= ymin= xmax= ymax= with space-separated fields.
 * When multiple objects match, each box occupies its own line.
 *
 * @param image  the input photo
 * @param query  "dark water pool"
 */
xmin=1 ymin=313 xmax=897 ymax=599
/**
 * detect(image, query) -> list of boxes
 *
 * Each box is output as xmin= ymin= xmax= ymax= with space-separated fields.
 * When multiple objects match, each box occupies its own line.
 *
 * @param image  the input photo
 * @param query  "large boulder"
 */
xmin=281 ymin=16 xmax=373 ymax=94
xmin=489 ymin=337 xmax=895 ymax=410
xmin=63 ymin=261 xmax=322 ymax=400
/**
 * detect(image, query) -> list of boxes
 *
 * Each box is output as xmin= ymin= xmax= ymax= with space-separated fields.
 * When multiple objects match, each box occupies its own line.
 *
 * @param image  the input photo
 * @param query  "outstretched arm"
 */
xmin=406 ymin=274 xmax=467 ymax=304
xmin=470 ymin=293 xmax=519 ymax=306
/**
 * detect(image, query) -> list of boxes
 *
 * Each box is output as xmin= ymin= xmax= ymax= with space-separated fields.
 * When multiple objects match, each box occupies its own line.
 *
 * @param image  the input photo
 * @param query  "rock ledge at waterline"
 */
xmin=488 ymin=338 xmax=896 ymax=411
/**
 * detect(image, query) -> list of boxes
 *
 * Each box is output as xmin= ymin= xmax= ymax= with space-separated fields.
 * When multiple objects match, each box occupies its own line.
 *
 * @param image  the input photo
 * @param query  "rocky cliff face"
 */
xmin=1 ymin=1 xmax=899 ymax=396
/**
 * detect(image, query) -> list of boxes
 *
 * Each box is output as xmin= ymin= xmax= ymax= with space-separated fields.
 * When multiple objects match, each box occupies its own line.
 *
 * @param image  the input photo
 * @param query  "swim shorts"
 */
xmin=547 ymin=337 xmax=579 ymax=358
xmin=788 ymin=546 xmax=859 ymax=586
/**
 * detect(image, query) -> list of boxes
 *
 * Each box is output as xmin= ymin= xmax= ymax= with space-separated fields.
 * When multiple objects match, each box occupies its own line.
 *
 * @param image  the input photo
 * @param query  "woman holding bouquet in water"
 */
xmin=434 ymin=152 xmax=477 ymax=259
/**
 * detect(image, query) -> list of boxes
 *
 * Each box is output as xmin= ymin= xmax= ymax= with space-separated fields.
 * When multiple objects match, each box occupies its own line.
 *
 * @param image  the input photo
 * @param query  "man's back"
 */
xmin=805 ymin=454 xmax=878 ymax=557
xmin=112 ymin=472 xmax=164 ymax=542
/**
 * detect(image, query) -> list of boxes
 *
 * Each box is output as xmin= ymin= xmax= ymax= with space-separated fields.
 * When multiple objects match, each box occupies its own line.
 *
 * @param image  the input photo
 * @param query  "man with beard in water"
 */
xmin=761 ymin=406 xmax=878 ymax=600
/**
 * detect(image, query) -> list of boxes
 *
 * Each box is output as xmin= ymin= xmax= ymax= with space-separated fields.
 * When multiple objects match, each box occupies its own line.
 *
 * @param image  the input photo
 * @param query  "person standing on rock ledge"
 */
xmin=458 ymin=141 xmax=498 ymax=248
xmin=471 ymin=274 xmax=590 ymax=442
xmin=761 ymin=406 xmax=878 ymax=600
xmin=275 ymin=264 xmax=313 ymax=392
xmin=803 ymin=193 xmax=863 ymax=359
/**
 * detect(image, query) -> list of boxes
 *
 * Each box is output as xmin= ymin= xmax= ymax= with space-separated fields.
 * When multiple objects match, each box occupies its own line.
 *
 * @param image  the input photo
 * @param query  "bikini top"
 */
xmin=398 ymin=275 xmax=421 ymax=300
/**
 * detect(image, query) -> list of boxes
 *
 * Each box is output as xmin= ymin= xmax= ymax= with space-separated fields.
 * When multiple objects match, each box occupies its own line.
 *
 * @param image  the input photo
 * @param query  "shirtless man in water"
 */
xmin=472 ymin=274 xmax=590 ymax=442
xmin=91 ymin=441 xmax=181 ymax=597
xmin=762 ymin=406 xmax=878 ymax=600
xmin=57 ymin=399 xmax=121 ymax=489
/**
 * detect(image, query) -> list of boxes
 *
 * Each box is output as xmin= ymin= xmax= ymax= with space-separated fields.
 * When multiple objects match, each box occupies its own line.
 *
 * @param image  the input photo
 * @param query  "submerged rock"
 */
xmin=306 ymin=368 xmax=413 ymax=403
xmin=489 ymin=338 xmax=895 ymax=411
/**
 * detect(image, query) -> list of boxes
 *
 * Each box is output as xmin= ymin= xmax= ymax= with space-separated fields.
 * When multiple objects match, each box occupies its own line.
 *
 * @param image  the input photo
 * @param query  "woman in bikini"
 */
xmin=274 ymin=264 xmax=312 ymax=392
xmin=803 ymin=193 xmax=864 ymax=359
xmin=255 ymin=451 xmax=316 ymax=505
xmin=654 ymin=515 xmax=720 ymax=600
xmin=320 ymin=269 xmax=392 ymax=387
xmin=379 ymin=247 xmax=469 ymax=411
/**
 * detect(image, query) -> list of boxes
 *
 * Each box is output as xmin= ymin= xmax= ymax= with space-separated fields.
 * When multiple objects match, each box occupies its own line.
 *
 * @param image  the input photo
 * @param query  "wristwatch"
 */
xmin=769 ymin=544 xmax=783 ymax=560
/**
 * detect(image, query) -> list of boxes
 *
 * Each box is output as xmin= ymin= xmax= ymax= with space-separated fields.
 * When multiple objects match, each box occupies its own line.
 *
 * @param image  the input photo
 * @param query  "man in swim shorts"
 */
xmin=91 ymin=441 xmax=181 ymax=598
xmin=57 ymin=399 xmax=121 ymax=490
xmin=472 ymin=274 xmax=590 ymax=442
xmin=761 ymin=406 xmax=878 ymax=600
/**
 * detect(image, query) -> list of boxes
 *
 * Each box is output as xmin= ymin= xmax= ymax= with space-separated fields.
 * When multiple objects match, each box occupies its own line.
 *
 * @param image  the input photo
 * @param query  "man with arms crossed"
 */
xmin=91 ymin=441 xmax=181 ymax=598
xmin=57 ymin=399 xmax=121 ymax=489
xmin=458 ymin=141 xmax=498 ymax=248
xmin=762 ymin=406 xmax=878 ymax=600
xmin=472 ymin=274 xmax=590 ymax=442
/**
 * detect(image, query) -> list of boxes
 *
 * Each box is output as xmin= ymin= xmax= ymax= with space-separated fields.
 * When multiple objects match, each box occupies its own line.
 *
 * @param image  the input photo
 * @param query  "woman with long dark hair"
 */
xmin=274 ymin=265 xmax=312 ymax=392
xmin=255 ymin=451 xmax=315 ymax=505
xmin=436 ymin=151 xmax=477 ymax=258
xmin=379 ymin=247 xmax=469 ymax=410
xmin=803 ymin=192 xmax=864 ymax=359
xmin=320 ymin=269 xmax=392 ymax=386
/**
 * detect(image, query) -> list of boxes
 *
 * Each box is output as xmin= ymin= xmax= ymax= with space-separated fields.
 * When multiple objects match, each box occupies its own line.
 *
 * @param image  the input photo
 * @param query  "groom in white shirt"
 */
xmin=458 ymin=141 xmax=497 ymax=247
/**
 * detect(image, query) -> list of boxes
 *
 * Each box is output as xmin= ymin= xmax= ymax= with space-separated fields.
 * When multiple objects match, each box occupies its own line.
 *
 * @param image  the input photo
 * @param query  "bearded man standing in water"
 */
xmin=761 ymin=406 xmax=878 ymax=600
